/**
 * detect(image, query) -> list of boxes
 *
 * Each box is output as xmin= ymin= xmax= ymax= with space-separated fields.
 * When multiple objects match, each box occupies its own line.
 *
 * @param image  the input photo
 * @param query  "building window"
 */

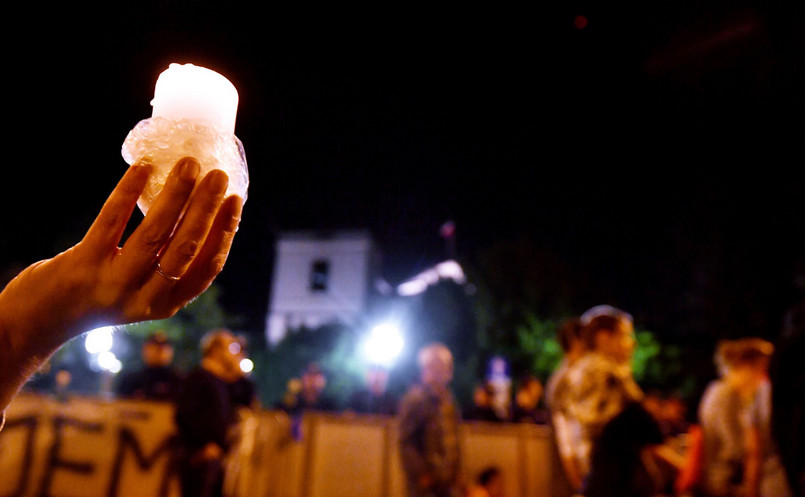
xmin=310 ymin=259 xmax=330 ymax=292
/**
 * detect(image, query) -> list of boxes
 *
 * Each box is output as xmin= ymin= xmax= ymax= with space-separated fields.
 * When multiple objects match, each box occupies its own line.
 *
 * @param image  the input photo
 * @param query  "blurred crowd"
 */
xmin=387 ymin=303 xmax=803 ymax=497
xmin=533 ymin=304 xmax=803 ymax=497
xmin=18 ymin=301 xmax=804 ymax=497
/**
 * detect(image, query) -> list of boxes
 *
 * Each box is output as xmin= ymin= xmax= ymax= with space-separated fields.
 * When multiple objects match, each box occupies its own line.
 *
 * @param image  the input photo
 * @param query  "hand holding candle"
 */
xmin=122 ymin=63 xmax=249 ymax=214
xmin=0 ymin=64 xmax=248 ymax=413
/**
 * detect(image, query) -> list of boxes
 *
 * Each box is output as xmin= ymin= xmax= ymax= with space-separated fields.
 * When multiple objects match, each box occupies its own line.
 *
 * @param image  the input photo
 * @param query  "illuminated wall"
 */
xmin=266 ymin=230 xmax=382 ymax=344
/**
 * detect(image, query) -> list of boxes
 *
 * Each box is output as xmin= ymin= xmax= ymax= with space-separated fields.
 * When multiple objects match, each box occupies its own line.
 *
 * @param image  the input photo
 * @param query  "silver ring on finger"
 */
xmin=155 ymin=261 xmax=181 ymax=281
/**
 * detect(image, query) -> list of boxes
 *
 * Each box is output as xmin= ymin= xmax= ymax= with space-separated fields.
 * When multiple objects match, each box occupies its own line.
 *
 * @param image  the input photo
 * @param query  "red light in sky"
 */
xmin=574 ymin=15 xmax=588 ymax=30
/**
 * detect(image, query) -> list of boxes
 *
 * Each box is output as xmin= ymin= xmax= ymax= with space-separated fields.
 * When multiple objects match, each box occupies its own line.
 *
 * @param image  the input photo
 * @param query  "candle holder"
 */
xmin=120 ymin=63 xmax=249 ymax=215
xmin=121 ymin=116 xmax=249 ymax=215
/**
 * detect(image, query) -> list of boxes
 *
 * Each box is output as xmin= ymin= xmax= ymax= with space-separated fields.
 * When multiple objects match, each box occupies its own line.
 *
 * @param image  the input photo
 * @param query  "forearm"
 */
xmin=560 ymin=454 xmax=584 ymax=491
xmin=553 ymin=413 xmax=584 ymax=490
xmin=652 ymin=443 xmax=686 ymax=470
xmin=0 ymin=258 xmax=81 ymax=410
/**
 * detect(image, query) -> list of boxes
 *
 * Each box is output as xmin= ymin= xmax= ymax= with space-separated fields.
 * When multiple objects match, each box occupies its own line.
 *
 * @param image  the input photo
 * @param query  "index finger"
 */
xmin=80 ymin=163 xmax=152 ymax=257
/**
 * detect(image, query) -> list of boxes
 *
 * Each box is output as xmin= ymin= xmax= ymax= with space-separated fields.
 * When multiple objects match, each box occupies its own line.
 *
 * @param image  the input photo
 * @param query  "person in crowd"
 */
xmin=745 ymin=373 xmax=793 ymax=497
xmin=22 ymin=360 xmax=69 ymax=397
xmin=116 ymin=330 xmax=181 ymax=401
xmin=398 ymin=342 xmax=463 ymax=497
xmin=770 ymin=302 xmax=805 ymax=497
xmin=545 ymin=317 xmax=586 ymax=413
xmin=510 ymin=375 xmax=547 ymax=424
xmin=564 ymin=306 xmax=643 ymax=481
xmin=465 ymin=381 xmax=501 ymax=422
xmin=348 ymin=364 xmax=397 ymax=415
xmin=642 ymin=388 xmax=665 ymax=424
xmin=573 ymin=307 xmax=685 ymax=497
xmin=174 ymin=329 xmax=245 ymax=497
xmin=219 ymin=334 xmax=259 ymax=496
xmin=659 ymin=392 xmax=690 ymax=440
xmin=584 ymin=401 xmax=669 ymax=497
xmin=278 ymin=362 xmax=337 ymax=415
xmin=274 ymin=377 xmax=306 ymax=441
xmin=545 ymin=316 xmax=586 ymax=494
xmin=227 ymin=334 xmax=259 ymax=410
xmin=276 ymin=378 xmax=303 ymax=411
xmin=698 ymin=337 xmax=773 ymax=497
xmin=0 ymin=158 xmax=243 ymax=432
xmin=642 ymin=388 xmax=690 ymax=439
xmin=485 ymin=356 xmax=512 ymax=422
xmin=467 ymin=466 xmax=504 ymax=497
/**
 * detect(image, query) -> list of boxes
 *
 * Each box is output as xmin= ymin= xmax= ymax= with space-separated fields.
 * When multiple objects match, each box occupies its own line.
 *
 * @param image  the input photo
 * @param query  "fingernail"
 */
xmin=178 ymin=157 xmax=200 ymax=181
xmin=227 ymin=195 xmax=244 ymax=222
xmin=231 ymin=196 xmax=244 ymax=217
xmin=207 ymin=169 xmax=229 ymax=194
xmin=133 ymin=162 xmax=153 ymax=175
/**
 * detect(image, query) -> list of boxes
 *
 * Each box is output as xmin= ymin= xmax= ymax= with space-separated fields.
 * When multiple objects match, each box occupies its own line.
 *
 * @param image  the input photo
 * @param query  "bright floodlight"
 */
xmin=85 ymin=326 xmax=115 ymax=354
xmin=240 ymin=358 xmax=254 ymax=374
xmin=97 ymin=351 xmax=122 ymax=374
xmin=363 ymin=323 xmax=404 ymax=367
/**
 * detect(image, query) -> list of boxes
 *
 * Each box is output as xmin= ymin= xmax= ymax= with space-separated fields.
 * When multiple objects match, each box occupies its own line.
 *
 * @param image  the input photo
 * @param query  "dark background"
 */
xmin=1 ymin=2 xmax=803 ymax=349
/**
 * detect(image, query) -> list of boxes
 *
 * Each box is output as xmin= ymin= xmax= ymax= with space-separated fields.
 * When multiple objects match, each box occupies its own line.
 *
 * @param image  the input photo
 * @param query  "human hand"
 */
xmin=0 ymin=157 xmax=243 ymax=409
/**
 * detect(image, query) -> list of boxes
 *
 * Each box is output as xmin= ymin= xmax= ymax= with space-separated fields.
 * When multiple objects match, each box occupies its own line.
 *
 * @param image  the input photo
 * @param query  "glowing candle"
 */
xmin=150 ymin=63 xmax=239 ymax=133
xmin=121 ymin=62 xmax=249 ymax=214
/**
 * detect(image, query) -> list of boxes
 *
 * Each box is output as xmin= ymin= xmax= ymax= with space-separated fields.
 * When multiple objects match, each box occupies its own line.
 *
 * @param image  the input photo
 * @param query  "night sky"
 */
xmin=1 ymin=2 xmax=803 ymax=343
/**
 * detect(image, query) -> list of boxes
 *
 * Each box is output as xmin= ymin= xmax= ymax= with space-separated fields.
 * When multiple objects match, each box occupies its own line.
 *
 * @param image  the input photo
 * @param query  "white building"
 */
xmin=265 ymin=230 xmax=383 ymax=344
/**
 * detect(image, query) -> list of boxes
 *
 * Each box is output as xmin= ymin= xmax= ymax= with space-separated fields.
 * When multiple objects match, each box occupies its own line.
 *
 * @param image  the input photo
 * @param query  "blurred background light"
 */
xmin=97 ymin=351 xmax=122 ymax=374
xmin=240 ymin=358 xmax=254 ymax=373
xmin=396 ymin=259 xmax=467 ymax=296
xmin=84 ymin=326 xmax=115 ymax=354
xmin=362 ymin=323 xmax=404 ymax=368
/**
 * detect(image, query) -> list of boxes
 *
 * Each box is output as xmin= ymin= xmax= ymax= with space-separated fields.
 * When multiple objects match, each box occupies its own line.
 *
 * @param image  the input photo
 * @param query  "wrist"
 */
xmin=0 ymin=253 xmax=94 ymax=353
xmin=0 ymin=257 xmax=88 ymax=410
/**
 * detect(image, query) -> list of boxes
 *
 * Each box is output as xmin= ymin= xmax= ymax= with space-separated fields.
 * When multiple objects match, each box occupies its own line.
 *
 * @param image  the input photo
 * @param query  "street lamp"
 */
xmin=362 ymin=323 xmax=405 ymax=368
